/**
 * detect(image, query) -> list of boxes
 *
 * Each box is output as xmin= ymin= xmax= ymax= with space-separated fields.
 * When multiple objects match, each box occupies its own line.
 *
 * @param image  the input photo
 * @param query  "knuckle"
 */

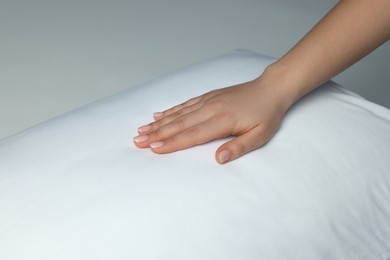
xmin=206 ymin=89 xmax=221 ymax=96
xmin=206 ymin=90 xmax=217 ymax=96
xmin=184 ymin=126 xmax=201 ymax=139
xmin=219 ymin=112 xmax=235 ymax=122
xmin=150 ymin=121 xmax=160 ymax=130
xmin=169 ymin=104 xmax=184 ymax=114
xmin=172 ymin=118 xmax=186 ymax=131
xmin=151 ymin=117 xmax=168 ymax=129
xmin=175 ymin=109 xmax=185 ymax=117
xmin=177 ymin=103 xmax=185 ymax=110
xmin=153 ymin=128 xmax=164 ymax=139
xmin=205 ymin=99 xmax=225 ymax=111
xmin=186 ymin=97 xmax=199 ymax=105
xmin=181 ymin=105 xmax=194 ymax=114
xmin=231 ymin=141 xmax=247 ymax=155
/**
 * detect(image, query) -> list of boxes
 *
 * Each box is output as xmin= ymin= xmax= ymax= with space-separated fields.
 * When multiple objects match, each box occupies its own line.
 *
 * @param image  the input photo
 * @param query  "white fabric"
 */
xmin=0 ymin=49 xmax=389 ymax=259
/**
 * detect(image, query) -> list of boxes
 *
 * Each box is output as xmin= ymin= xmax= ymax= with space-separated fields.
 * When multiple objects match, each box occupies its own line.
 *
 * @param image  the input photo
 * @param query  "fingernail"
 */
xmin=133 ymin=135 xmax=149 ymax=143
xmin=150 ymin=141 xmax=164 ymax=149
xmin=218 ymin=150 xmax=231 ymax=164
xmin=153 ymin=112 xmax=164 ymax=119
xmin=138 ymin=124 xmax=152 ymax=133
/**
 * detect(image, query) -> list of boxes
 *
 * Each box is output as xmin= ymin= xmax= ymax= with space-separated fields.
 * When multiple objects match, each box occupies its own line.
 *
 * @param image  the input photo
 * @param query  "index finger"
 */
xmin=153 ymin=96 xmax=202 ymax=120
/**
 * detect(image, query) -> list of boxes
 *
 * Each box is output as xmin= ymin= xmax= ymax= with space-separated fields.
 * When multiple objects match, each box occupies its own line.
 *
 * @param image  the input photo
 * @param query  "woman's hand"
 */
xmin=133 ymin=74 xmax=294 ymax=164
xmin=133 ymin=0 xmax=390 ymax=164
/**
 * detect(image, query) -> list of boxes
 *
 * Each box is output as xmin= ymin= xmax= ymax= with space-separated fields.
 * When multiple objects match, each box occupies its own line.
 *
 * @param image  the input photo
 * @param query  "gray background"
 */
xmin=1 ymin=0 xmax=389 ymax=140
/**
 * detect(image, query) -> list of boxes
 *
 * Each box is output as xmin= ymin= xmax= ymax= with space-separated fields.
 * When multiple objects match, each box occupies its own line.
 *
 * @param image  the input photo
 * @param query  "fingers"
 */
xmin=134 ymin=113 xmax=233 ymax=153
xmin=215 ymin=124 xmax=278 ymax=164
xmin=148 ymin=118 xmax=232 ymax=153
xmin=136 ymin=90 xmax=223 ymax=139
xmin=153 ymin=96 xmax=202 ymax=121
xmin=152 ymin=89 xmax=222 ymax=121
xmin=134 ymin=89 xmax=234 ymax=158
xmin=138 ymin=102 xmax=203 ymax=135
xmin=134 ymin=108 xmax=211 ymax=149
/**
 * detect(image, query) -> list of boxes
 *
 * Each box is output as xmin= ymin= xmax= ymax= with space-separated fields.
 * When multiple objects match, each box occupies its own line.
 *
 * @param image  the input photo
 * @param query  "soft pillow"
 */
xmin=0 ymin=49 xmax=389 ymax=259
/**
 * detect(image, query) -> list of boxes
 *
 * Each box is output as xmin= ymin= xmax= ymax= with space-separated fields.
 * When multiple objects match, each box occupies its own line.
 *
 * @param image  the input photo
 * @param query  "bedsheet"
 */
xmin=0 ymin=50 xmax=389 ymax=259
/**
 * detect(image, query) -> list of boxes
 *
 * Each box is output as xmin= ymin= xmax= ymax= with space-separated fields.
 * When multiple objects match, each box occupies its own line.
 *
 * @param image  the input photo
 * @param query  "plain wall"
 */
xmin=1 ymin=0 xmax=389 ymax=140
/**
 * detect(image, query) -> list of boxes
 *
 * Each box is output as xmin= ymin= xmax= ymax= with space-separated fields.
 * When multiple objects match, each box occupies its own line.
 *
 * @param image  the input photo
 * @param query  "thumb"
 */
xmin=215 ymin=125 xmax=277 ymax=164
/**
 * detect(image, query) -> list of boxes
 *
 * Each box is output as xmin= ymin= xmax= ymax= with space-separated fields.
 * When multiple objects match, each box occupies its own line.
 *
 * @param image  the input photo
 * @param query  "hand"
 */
xmin=133 ymin=76 xmax=293 ymax=164
xmin=136 ymin=0 xmax=390 ymax=164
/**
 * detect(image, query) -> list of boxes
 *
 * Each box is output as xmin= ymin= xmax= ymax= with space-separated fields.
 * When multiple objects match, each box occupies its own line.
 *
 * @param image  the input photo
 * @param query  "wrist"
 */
xmin=253 ymin=62 xmax=306 ymax=113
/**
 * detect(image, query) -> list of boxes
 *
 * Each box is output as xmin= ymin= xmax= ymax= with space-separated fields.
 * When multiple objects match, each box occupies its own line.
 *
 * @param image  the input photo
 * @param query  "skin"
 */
xmin=134 ymin=0 xmax=390 ymax=164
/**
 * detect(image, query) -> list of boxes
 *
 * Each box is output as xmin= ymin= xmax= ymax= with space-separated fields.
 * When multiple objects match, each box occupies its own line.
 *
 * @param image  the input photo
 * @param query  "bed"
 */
xmin=0 ymin=50 xmax=389 ymax=259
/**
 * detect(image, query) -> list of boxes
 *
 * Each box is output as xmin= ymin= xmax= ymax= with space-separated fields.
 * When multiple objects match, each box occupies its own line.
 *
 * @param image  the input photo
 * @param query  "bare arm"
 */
xmin=267 ymin=0 xmax=390 ymax=107
xmin=134 ymin=0 xmax=390 ymax=164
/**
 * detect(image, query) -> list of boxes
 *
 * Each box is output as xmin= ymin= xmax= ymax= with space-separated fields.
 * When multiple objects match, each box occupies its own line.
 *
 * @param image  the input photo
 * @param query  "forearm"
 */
xmin=260 ymin=0 xmax=390 ymax=109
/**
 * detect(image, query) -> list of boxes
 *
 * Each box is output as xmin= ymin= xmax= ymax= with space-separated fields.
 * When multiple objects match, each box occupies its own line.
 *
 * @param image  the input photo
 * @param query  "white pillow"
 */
xmin=0 ymin=49 xmax=389 ymax=260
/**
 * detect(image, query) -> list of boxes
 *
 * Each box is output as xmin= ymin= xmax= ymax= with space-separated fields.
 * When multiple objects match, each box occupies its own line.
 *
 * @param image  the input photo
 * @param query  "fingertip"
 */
xmin=216 ymin=149 xmax=231 ymax=164
xmin=138 ymin=124 xmax=152 ymax=134
xmin=216 ymin=137 xmax=250 ymax=164
xmin=133 ymin=135 xmax=149 ymax=144
xmin=153 ymin=112 xmax=164 ymax=120
xmin=149 ymin=141 xmax=165 ymax=150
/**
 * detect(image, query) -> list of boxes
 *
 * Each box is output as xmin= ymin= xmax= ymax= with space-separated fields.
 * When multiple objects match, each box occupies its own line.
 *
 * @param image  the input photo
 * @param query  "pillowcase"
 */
xmin=0 ymin=49 xmax=389 ymax=259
